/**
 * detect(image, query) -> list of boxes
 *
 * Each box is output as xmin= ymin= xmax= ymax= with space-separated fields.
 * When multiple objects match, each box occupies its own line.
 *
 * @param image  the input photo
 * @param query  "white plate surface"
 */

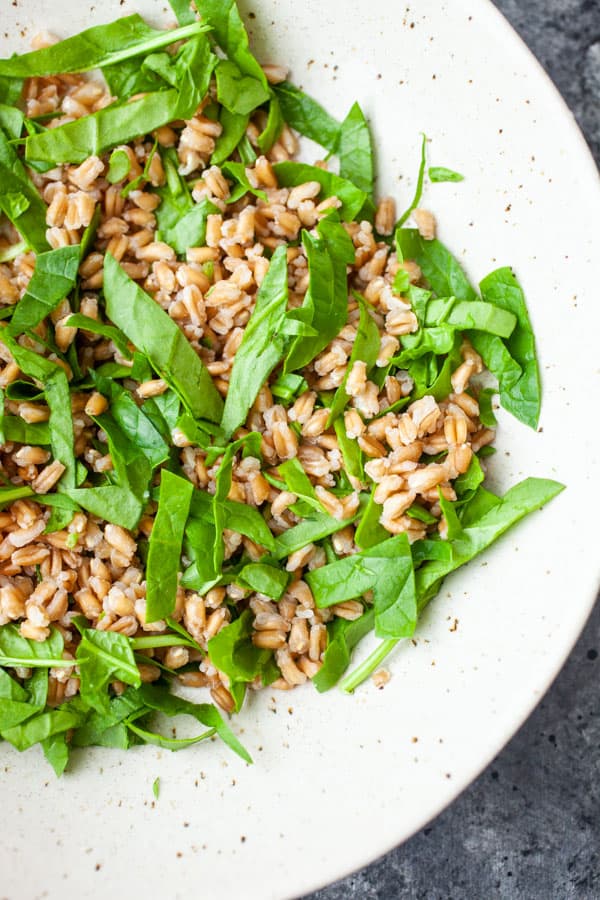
xmin=1 ymin=2 xmax=599 ymax=898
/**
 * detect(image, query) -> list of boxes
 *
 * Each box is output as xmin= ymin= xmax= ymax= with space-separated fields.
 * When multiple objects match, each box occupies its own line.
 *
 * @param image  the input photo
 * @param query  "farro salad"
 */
xmin=0 ymin=0 xmax=563 ymax=775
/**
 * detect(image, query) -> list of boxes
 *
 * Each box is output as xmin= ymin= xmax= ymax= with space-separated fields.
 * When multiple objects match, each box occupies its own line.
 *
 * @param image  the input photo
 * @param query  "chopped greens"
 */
xmin=0 ymin=0 xmax=561 ymax=776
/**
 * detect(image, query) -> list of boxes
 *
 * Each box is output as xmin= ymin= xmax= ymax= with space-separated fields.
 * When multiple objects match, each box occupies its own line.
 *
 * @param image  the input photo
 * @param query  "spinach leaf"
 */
xmin=277 ymin=457 xmax=322 ymax=511
xmin=0 ymin=485 xmax=35 ymax=507
xmin=167 ymin=0 xmax=197 ymax=26
xmin=1 ymin=706 xmax=86 ymax=752
xmin=42 ymin=493 xmax=80 ymax=533
xmin=194 ymin=0 xmax=268 ymax=88
xmin=8 ymin=245 xmax=81 ymax=335
xmin=429 ymin=166 xmax=464 ymax=183
xmin=338 ymin=102 xmax=374 ymax=195
xmin=129 ymin=683 xmax=251 ymax=762
xmin=93 ymin=376 xmax=169 ymax=469
xmin=25 ymin=33 xmax=214 ymax=166
xmin=1 ymin=416 xmax=50 ymax=445
xmin=71 ymin=687 xmax=146 ymax=748
xmin=0 ymin=77 xmax=23 ymax=107
xmin=41 ymin=731 xmax=70 ymax=776
xmin=103 ymin=253 xmax=223 ymax=423
xmin=273 ymin=162 xmax=369 ymax=222
xmin=396 ymin=228 xmax=477 ymax=302
xmin=0 ymin=131 xmax=49 ymax=252
xmin=67 ymin=409 xmax=152 ymax=529
xmin=64 ymin=313 xmax=132 ymax=359
xmin=274 ymin=81 xmax=340 ymax=153
xmin=0 ymin=17 xmax=207 ymax=78
xmin=237 ymin=562 xmax=289 ymax=600
xmin=422 ymin=296 xmax=515 ymax=337
xmin=395 ymin=133 xmax=427 ymax=227
xmin=180 ymin=516 xmax=220 ymax=592
xmin=271 ymin=373 xmax=307 ymax=402
xmin=165 ymin=197 xmax=219 ymax=256
xmin=211 ymin=434 xmax=260 ymax=572
xmin=272 ymin=502 xmax=364 ymax=560
xmin=285 ymin=218 xmax=355 ymax=372
xmin=2 ymin=336 xmax=76 ymax=489
xmin=306 ymin=533 xmax=416 ymax=639
xmin=0 ymin=668 xmax=46 ymax=731
xmin=0 ymin=624 xmax=70 ymax=668
xmin=312 ymin=607 xmax=375 ymax=692
xmin=223 ymin=500 xmax=276 ymax=551
xmin=75 ymin=622 xmax=141 ymax=713
xmin=354 ymin=487 xmax=388 ymax=549
xmin=0 ymin=103 xmax=24 ymax=140
xmin=256 ymin=94 xmax=284 ymax=154
xmin=477 ymin=387 xmax=498 ymax=428
xmin=215 ymin=59 xmax=270 ymax=116
xmin=211 ymin=109 xmax=249 ymax=166
xmin=208 ymin=609 xmax=279 ymax=712
xmin=221 ymin=244 xmax=288 ymax=436
xmin=328 ymin=293 xmax=380 ymax=423
xmin=107 ymin=148 xmax=131 ymax=183
xmin=416 ymin=478 xmax=564 ymax=603
xmin=471 ymin=267 xmax=541 ymax=429
xmin=145 ymin=470 xmax=194 ymax=623
xmin=341 ymin=477 xmax=564 ymax=690
xmin=221 ymin=161 xmax=267 ymax=203
xmin=333 ymin=418 xmax=364 ymax=481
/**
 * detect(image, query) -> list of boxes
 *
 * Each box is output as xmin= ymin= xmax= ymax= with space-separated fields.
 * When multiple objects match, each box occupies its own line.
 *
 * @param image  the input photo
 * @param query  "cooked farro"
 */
xmin=0 ymin=1 xmax=561 ymax=774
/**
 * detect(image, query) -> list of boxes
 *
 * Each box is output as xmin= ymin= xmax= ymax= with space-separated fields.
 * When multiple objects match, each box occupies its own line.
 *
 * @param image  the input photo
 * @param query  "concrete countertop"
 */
xmin=305 ymin=2 xmax=600 ymax=897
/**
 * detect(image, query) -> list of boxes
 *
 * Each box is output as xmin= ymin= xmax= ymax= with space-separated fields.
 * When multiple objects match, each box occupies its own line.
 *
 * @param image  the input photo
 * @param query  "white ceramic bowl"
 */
xmin=1 ymin=2 xmax=599 ymax=898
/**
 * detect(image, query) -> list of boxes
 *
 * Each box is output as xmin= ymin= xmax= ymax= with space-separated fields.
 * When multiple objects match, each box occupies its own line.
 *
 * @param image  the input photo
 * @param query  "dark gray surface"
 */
xmin=304 ymin=2 xmax=600 ymax=898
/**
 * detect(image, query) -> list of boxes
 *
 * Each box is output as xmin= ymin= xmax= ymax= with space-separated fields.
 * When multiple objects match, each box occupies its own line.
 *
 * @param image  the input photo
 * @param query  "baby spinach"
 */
xmin=0 ymin=16 xmax=207 ymax=77
xmin=221 ymin=244 xmax=289 ymax=437
xmin=145 ymin=470 xmax=194 ymax=623
xmin=256 ymin=95 xmax=284 ymax=154
xmin=75 ymin=622 xmax=141 ymax=713
xmin=285 ymin=219 xmax=355 ymax=372
xmin=211 ymin=109 xmax=249 ymax=165
xmin=341 ymin=477 xmax=565 ymax=691
xmin=429 ymin=166 xmax=464 ymax=183
xmin=306 ymin=533 xmax=416 ymax=639
xmin=328 ymin=293 xmax=380 ymax=424
xmin=26 ymin=32 xmax=214 ymax=166
xmin=167 ymin=0 xmax=197 ymax=26
xmin=107 ymin=148 xmax=131 ymax=183
xmin=396 ymin=228 xmax=477 ymax=302
xmin=338 ymin=102 xmax=374 ymax=195
xmin=0 ymin=624 xmax=70 ymax=669
xmin=215 ymin=59 xmax=270 ymax=116
xmin=237 ymin=561 xmax=289 ymax=600
xmin=0 ymin=131 xmax=49 ymax=252
xmin=1 ymin=706 xmax=85 ymax=753
xmin=194 ymin=0 xmax=268 ymax=89
xmin=221 ymin=161 xmax=267 ymax=203
xmin=423 ymin=296 xmax=516 ymax=338
xmin=396 ymin=133 xmax=427 ymax=227
xmin=354 ymin=487 xmax=388 ymax=550
xmin=208 ymin=609 xmax=279 ymax=712
xmin=9 ymin=244 xmax=81 ymax=334
xmin=132 ymin=683 xmax=251 ymax=762
xmin=312 ymin=607 xmax=375 ymax=693
xmin=1 ymin=416 xmax=50 ymax=445
xmin=103 ymin=253 xmax=223 ymax=423
xmin=93 ymin=376 xmax=170 ymax=469
xmin=471 ymin=267 xmax=541 ymax=429
xmin=64 ymin=313 xmax=132 ymax=359
xmin=274 ymin=81 xmax=341 ymax=153
xmin=274 ymin=162 xmax=369 ymax=222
